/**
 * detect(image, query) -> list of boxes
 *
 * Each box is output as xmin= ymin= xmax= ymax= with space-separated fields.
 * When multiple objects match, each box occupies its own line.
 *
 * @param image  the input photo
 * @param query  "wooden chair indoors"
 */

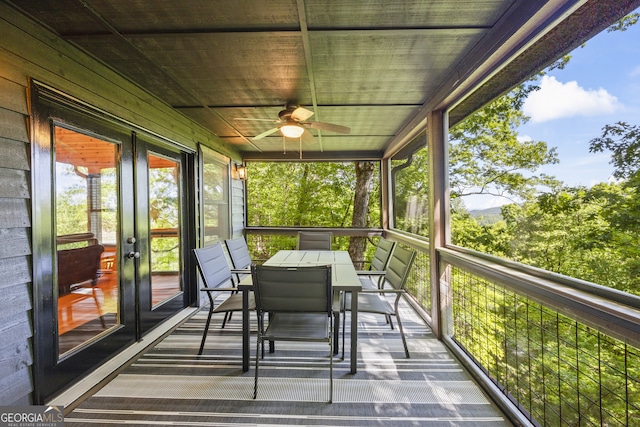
xmin=251 ymin=264 xmax=334 ymax=402
xmin=296 ymin=231 xmax=332 ymax=250
xmin=193 ymin=242 xmax=255 ymax=355
xmin=342 ymin=245 xmax=416 ymax=358
xmin=57 ymin=243 xmax=107 ymax=329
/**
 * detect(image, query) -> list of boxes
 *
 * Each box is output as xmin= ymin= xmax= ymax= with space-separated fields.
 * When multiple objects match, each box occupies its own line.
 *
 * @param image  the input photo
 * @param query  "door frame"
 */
xmin=135 ymin=135 xmax=197 ymax=335
xmin=29 ymin=81 xmax=197 ymax=403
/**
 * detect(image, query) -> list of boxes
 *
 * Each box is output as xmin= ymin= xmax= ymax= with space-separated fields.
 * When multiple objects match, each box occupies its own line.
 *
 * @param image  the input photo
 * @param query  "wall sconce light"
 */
xmin=234 ymin=164 xmax=247 ymax=180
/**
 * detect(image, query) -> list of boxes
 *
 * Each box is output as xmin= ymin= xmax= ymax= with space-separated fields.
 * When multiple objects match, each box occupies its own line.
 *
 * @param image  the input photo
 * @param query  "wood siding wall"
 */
xmin=0 ymin=4 xmax=240 ymax=404
xmin=0 ymin=75 xmax=33 ymax=405
xmin=231 ymin=179 xmax=246 ymax=238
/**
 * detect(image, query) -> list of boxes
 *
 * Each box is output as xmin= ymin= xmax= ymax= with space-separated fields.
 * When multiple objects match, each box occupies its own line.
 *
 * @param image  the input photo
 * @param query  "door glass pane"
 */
xmin=54 ymin=127 xmax=120 ymax=356
xmin=148 ymin=154 xmax=182 ymax=306
xmin=202 ymin=151 xmax=229 ymax=245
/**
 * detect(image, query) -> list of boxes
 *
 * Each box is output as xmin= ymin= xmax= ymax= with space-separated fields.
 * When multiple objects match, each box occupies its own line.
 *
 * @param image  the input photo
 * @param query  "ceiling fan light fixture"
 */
xmin=280 ymin=123 xmax=304 ymax=138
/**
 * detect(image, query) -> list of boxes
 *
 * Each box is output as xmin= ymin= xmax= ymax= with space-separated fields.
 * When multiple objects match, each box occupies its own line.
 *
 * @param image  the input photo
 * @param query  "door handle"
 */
xmin=127 ymin=251 xmax=140 ymax=259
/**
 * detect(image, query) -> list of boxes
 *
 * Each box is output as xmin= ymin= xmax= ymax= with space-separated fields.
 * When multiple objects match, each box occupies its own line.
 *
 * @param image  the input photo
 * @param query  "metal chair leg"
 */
xmin=333 ymin=311 xmax=340 ymax=355
xmin=254 ymin=333 xmax=261 ymax=399
xmin=329 ymin=318 xmax=334 ymax=403
xmin=341 ymin=309 xmax=347 ymax=360
xmin=394 ymin=298 xmax=410 ymax=358
xmin=198 ymin=292 xmax=216 ymax=355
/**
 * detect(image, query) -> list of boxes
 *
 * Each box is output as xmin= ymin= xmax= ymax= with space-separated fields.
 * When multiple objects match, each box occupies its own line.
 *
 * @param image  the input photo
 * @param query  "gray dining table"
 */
xmin=239 ymin=250 xmax=362 ymax=374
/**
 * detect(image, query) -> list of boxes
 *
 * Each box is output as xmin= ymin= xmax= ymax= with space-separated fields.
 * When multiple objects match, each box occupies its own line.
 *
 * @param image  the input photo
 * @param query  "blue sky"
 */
xmin=464 ymin=11 xmax=640 ymax=211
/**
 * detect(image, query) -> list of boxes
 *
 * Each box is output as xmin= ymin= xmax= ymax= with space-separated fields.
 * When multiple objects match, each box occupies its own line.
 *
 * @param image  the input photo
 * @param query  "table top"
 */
xmin=241 ymin=250 xmax=361 ymax=292
xmin=265 ymin=250 xmax=354 ymax=266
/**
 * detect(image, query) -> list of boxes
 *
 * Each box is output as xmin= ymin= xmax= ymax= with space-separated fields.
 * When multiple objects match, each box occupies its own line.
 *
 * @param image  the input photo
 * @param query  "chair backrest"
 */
xmin=383 ymin=245 xmax=416 ymax=291
xmin=369 ymin=237 xmax=396 ymax=272
xmin=251 ymin=265 xmax=332 ymax=314
xmin=57 ymin=243 xmax=105 ymax=294
xmin=297 ymin=231 xmax=332 ymax=250
xmin=193 ymin=242 xmax=233 ymax=289
xmin=225 ymin=237 xmax=252 ymax=270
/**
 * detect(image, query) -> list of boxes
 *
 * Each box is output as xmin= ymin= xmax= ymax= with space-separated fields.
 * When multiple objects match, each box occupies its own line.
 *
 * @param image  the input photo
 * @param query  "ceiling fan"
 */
xmin=235 ymin=104 xmax=351 ymax=142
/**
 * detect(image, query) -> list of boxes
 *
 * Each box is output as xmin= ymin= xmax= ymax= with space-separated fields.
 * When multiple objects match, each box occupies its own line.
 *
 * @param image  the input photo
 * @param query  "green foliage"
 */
xmin=457 ymin=182 xmax=640 ymax=296
xmin=607 ymin=12 xmax=640 ymax=32
xmin=149 ymin=166 xmax=180 ymax=271
xmin=449 ymin=86 xmax=560 ymax=204
xmin=392 ymin=144 xmax=430 ymax=236
xmin=451 ymin=211 xmax=510 ymax=256
xmin=589 ymin=121 xmax=640 ymax=184
xmin=248 ymin=162 xmax=365 ymax=227
xmin=246 ymin=161 xmax=381 ymax=259
xmin=451 ymin=265 xmax=640 ymax=427
xmin=56 ymin=185 xmax=88 ymax=236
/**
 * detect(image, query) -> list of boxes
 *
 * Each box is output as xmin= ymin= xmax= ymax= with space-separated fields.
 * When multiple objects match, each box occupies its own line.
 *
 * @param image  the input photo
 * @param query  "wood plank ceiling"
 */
xmin=7 ymin=0 xmax=608 ymax=160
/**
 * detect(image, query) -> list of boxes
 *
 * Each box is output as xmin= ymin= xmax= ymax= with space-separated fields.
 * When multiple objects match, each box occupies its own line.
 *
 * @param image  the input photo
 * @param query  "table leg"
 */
xmin=242 ymin=289 xmax=250 ymax=372
xmin=350 ymin=290 xmax=358 ymax=374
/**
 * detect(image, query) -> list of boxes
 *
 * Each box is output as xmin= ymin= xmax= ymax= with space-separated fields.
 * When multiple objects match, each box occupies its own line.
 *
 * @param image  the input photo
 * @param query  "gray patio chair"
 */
xmin=193 ymin=242 xmax=255 ymax=355
xmin=224 ymin=237 xmax=253 ymax=284
xmin=333 ymin=238 xmax=395 ymax=355
xmin=356 ymin=237 xmax=396 ymax=290
xmin=251 ymin=264 xmax=334 ymax=402
xmin=297 ymin=231 xmax=332 ymax=250
xmin=343 ymin=245 xmax=416 ymax=358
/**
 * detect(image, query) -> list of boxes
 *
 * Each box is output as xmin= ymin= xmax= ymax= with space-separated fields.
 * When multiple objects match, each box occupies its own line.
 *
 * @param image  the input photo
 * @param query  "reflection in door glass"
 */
xmin=148 ymin=154 xmax=182 ymax=306
xmin=202 ymin=152 xmax=229 ymax=245
xmin=54 ymin=127 xmax=120 ymax=356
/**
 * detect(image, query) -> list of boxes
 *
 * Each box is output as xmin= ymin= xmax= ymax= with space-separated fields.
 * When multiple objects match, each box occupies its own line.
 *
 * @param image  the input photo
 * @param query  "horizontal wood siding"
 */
xmin=0 ymin=74 xmax=32 ymax=403
xmin=0 ymin=3 xmax=240 ymax=404
xmin=0 ymin=3 xmax=237 ymax=158
xmin=231 ymin=179 xmax=245 ymax=238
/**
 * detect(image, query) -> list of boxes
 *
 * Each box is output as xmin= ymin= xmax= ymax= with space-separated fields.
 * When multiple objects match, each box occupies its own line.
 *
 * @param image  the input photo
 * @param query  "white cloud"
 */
xmin=523 ymin=76 xmax=621 ymax=123
xmin=572 ymin=152 xmax=609 ymax=167
xmin=517 ymin=134 xmax=533 ymax=143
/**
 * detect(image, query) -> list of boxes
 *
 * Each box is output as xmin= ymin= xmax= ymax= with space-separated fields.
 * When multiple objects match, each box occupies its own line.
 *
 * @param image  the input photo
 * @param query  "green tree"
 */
xmin=246 ymin=161 xmax=380 ymax=260
xmin=56 ymin=185 xmax=88 ymax=236
xmin=499 ymin=183 xmax=640 ymax=295
xmin=449 ymin=85 xmax=560 ymax=208
xmin=391 ymin=143 xmax=430 ymax=237
xmin=348 ymin=161 xmax=377 ymax=267
xmin=589 ymin=121 xmax=640 ymax=184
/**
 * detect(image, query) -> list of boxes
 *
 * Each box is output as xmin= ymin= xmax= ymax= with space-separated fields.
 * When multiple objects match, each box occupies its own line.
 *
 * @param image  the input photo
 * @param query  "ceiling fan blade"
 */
xmin=301 ymin=129 xmax=315 ymax=144
xmin=253 ymin=127 xmax=280 ymax=140
xmin=234 ymin=118 xmax=278 ymax=122
xmin=291 ymin=107 xmax=314 ymax=122
xmin=306 ymin=121 xmax=351 ymax=134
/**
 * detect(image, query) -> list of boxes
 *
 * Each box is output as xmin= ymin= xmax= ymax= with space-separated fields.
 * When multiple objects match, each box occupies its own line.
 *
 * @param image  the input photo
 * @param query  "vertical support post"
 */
xmin=427 ymin=110 xmax=450 ymax=339
xmin=380 ymin=158 xmax=391 ymax=230
xmin=87 ymin=173 xmax=102 ymax=241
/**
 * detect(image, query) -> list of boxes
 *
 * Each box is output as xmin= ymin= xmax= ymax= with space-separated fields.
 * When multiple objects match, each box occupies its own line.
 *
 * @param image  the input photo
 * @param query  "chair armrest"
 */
xmin=356 ymin=270 xmax=385 ymax=276
xmin=359 ymin=288 xmax=404 ymax=294
xmin=231 ymin=268 xmax=251 ymax=274
xmin=200 ymin=286 xmax=238 ymax=292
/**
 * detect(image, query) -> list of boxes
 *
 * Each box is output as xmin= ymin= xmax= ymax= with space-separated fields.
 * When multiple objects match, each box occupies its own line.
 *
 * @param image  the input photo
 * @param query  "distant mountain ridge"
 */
xmin=468 ymin=206 xmax=503 ymax=225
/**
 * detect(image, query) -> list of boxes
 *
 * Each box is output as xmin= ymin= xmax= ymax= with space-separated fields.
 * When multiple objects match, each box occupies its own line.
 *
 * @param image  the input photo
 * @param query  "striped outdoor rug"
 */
xmin=65 ymin=298 xmax=512 ymax=426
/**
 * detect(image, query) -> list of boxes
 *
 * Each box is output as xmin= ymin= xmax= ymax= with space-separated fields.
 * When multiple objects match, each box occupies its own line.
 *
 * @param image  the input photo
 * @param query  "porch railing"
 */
xmin=436 ymin=243 xmax=640 ymax=426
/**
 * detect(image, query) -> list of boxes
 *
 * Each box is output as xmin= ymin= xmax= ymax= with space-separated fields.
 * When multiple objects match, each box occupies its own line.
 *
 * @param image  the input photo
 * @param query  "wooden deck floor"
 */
xmin=64 ymin=297 xmax=513 ymax=426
